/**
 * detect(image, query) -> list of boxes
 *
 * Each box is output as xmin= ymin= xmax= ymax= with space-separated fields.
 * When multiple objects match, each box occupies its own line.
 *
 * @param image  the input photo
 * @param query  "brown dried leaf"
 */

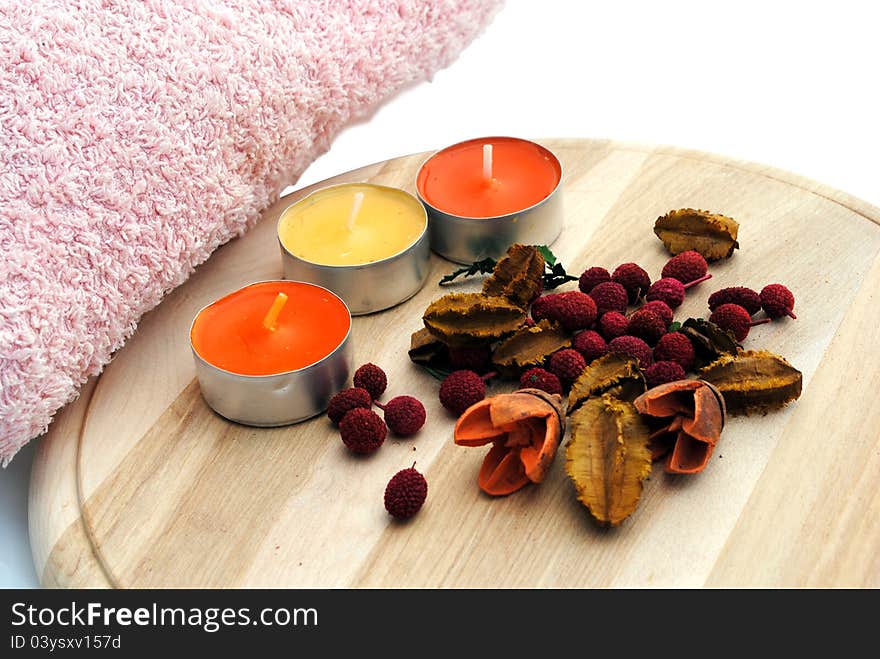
xmin=482 ymin=243 xmax=545 ymax=309
xmin=681 ymin=317 xmax=741 ymax=368
xmin=408 ymin=328 xmax=450 ymax=368
xmin=423 ymin=293 xmax=527 ymax=347
xmin=654 ymin=208 xmax=740 ymax=261
xmin=567 ymin=353 xmax=646 ymax=414
xmin=566 ymin=394 xmax=652 ymax=527
xmin=698 ymin=350 xmax=802 ymax=416
xmin=491 ymin=319 xmax=570 ymax=377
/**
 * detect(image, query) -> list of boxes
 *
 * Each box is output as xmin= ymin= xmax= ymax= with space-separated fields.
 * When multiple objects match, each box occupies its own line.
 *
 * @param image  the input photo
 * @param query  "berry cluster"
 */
xmin=329 ymin=364 xmax=430 ymax=520
xmin=525 ymin=253 xmax=798 ymax=392
xmin=707 ymin=284 xmax=796 ymax=340
xmin=522 ymin=251 xmax=713 ymax=390
xmin=328 ymin=363 xmax=427 ymax=454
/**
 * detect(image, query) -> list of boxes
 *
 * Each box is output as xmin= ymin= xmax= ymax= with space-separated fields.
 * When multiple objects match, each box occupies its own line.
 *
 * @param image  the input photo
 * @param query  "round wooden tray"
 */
xmin=30 ymin=139 xmax=880 ymax=588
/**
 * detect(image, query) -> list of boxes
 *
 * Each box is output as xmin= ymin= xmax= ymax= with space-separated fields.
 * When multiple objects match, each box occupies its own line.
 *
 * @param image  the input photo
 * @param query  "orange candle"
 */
xmin=191 ymin=281 xmax=350 ymax=376
xmin=416 ymin=136 xmax=561 ymax=218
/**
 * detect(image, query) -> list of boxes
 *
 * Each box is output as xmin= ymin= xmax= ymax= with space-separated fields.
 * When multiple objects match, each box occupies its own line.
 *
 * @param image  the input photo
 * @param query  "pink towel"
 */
xmin=0 ymin=0 xmax=502 ymax=464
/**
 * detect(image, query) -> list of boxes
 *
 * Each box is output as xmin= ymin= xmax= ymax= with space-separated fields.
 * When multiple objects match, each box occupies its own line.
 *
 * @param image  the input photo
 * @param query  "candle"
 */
xmin=278 ymin=183 xmax=430 ymax=315
xmin=416 ymin=136 xmax=563 ymax=264
xmin=190 ymin=280 xmax=352 ymax=426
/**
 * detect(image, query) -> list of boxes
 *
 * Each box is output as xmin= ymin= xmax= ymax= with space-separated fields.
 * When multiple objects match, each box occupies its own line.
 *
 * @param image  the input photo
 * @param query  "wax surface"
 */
xmin=191 ymin=281 xmax=350 ymax=376
xmin=417 ymin=137 xmax=561 ymax=218
xmin=278 ymin=183 xmax=426 ymax=266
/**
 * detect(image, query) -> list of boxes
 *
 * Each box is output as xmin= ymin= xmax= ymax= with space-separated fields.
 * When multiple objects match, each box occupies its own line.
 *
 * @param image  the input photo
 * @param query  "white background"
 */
xmin=2 ymin=0 xmax=878 ymax=587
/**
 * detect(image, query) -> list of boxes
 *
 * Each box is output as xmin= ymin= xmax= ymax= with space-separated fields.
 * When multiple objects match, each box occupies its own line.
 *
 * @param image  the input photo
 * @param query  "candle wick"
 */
xmin=482 ymin=143 xmax=493 ymax=184
xmin=346 ymin=191 xmax=365 ymax=232
xmin=262 ymin=292 xmax=289 ymax=332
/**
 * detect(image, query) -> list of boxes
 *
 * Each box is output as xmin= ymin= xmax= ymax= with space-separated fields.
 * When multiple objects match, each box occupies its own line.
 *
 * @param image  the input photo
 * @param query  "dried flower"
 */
xmin=454 ymin=389 xmax=565 ymax=496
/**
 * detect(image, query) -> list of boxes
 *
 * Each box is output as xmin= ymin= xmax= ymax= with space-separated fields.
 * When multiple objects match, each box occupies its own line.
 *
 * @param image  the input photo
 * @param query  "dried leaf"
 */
xmin=681 ymin=317 xmax=741 ymax=368
xmin=423 ymin=293 xmax=527 ymax=347
xmin=491 ymin=319 xmax=571 ymax=377
xmin=482 ymin=244 xmax=545 ymax=309
xmin=698 ymin=350 xmax=802 ymax=416
xmin=566 ymin=394 xmax=652 ymax=526
xmin=654 ymin=208 xmax=740 ymax=261
xmin=408 ymin=328 xmax=450 ymax=368
xmin=567 ymin=353 xmax=646 ymax=414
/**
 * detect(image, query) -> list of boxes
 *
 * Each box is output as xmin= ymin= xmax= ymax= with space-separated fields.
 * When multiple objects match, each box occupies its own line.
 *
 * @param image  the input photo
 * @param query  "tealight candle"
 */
xmin=190 ymin=280 xmax=352 ymax=426
xmin=278 ymin=183 xmax=430 ymax=315
xmin=416 ymin=136 xmax=563 ymax=264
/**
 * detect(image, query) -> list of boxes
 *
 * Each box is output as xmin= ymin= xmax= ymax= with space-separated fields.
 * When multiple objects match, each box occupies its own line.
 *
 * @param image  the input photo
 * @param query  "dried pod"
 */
xmin=491 ymin=319 xmax=571 ymax=377
xmin=654 ymin=208 xmax=740 ymax=261
xmin=454 ymin=389 xmax=565 ymax=496
xmin=482 ymin=243 xmax=545 ymax=309
xmin=408 ymin=328 xmax=450 ymax=368
xmin=567 ymin=352 xmax=646 ymax=414
xmin=633 ymin=380 xmax=726 ymax=474
xmin=680 ymin=317 xmax=741 ymax=368
xmin=565 ymin=394 xmax=652 ymax=527
xmin=698 ymin=350 xmax=802 ymax=416
xmin=423 ymin=292 xmax=527 ymax=347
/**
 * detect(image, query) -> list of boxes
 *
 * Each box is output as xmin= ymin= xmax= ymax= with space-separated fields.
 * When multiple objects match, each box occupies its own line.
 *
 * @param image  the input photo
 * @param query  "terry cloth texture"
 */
xmin=0 ymin=0 xmax=502 ymax=464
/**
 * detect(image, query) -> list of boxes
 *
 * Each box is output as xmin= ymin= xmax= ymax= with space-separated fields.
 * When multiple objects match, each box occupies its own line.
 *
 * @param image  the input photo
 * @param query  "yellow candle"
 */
xmin=278 ymin=183 xmax=427 ymax=266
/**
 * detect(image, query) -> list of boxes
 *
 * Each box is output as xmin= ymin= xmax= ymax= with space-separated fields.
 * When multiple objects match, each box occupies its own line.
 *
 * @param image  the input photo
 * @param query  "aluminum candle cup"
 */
xmin=190 ymin=281 xmax=353 ymax=427
xmin=416 ymin=136 xmax=563 ymax=264
xmin=277 ymin=183 xmax=430 ymax=315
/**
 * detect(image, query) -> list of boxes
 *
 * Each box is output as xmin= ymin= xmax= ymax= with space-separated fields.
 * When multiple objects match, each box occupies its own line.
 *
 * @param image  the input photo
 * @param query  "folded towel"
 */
xmin=0 ymin=0 xmax=502 ymax=464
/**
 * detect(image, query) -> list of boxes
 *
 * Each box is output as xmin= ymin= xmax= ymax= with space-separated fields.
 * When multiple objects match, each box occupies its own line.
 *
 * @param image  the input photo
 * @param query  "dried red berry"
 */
xmin=608 ymin=335 xmax=654 ymax=368
xmin=708 ymin=286 xmax=762 ymax=316
xmin=578 ymin=266 xmax=611 ymax=295
xmin=530 ymin=295 xmax=556 ymax=322
xmin=653 ymin=332 xmax=695 ymax=371
xmin=612 ymin=263 xmax=651 ymax=303
xmin=532 ymin=291 xmax=598 ymax=331
xmin=339 ymin=408 xmax=387 ymax=454
xmin=572 ymin=330 xmax=608 ymax=362
xmin=327 ymin=387 xmax=373 ymax=425
xmin=760 ymin=284 xmax=797 ymax=319
xmin=376 ymin=396 xmax=426 ymax=437
xmin=384 ymin=466 xmax=428 ymax=519
xmin=646 ymin=277 xmax=686 ymax=309
xmin=644 ymin=361 xmax=687 ymax=388
xmin=589 ymin=281 xmax=629 ymax=316
xmin=598 ymin=311 xmax=629 ymax=340
xmin=353 ymin=363 xmax=387 ymax=400
xmin=640 ymin=300 xmax=674 ymax=327
xmin=518 ymin=367 xmax=563 ymax=395
xmin=709 ymin=303 xmax=770 ymax=341
xmin=661 ymin=250 xmax=712 ymax=287
xmin=548 ymin=348 xmax=587 ymax=383
xmin=551 ymin=291 xmax=598 ymax=332
xmin=627 ymin=309 xmax=667 ymax=345
xmin=439 ymin=370 xmax=486 ymax=416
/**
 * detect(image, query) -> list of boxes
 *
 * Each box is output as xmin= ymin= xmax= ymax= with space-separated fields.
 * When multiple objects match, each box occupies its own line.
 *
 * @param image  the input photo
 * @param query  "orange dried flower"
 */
xmin=454 ymin=389 xmax=565 ymax=496
xmin=632 ymin=379 xmax=726 ymax=474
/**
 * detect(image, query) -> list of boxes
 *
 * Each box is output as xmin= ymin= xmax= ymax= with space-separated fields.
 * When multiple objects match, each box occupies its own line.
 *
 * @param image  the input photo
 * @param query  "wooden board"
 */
xmin=29 ymin=139 xmax=880 ymax=588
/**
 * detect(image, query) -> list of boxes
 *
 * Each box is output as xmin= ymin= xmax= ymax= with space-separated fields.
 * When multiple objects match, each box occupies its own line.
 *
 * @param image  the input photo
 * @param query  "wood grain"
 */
xmin=29 ymin=139 xmax=880 ymax=588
